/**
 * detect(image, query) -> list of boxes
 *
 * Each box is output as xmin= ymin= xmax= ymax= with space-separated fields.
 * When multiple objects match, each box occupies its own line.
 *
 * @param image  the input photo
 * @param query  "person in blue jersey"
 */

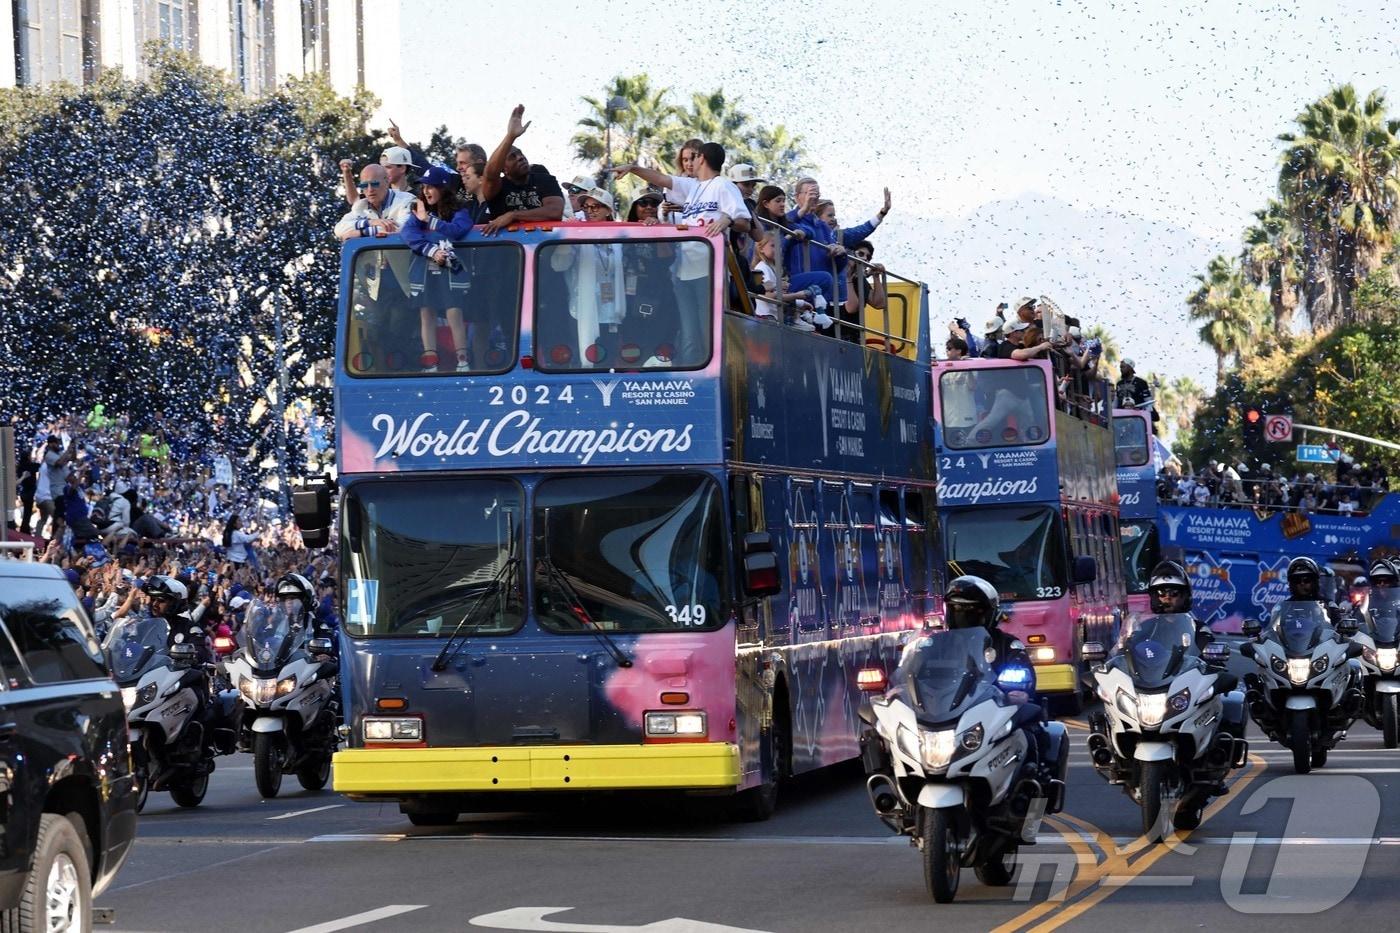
xmin=403 ymin=164 xmax=485 ymax=373
xmin=784 ymin=178 xmax=890 ymax=315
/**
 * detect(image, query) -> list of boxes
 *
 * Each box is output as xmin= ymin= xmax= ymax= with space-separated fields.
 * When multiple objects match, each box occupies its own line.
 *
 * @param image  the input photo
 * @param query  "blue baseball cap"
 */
xmin=419 ymin=164 xmax=457 ymax=188
xmin=63 ymin=569 xmax=81 ymax=586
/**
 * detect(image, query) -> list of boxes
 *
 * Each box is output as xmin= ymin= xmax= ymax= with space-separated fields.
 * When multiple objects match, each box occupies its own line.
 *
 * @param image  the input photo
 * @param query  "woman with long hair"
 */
xmin=403 ymin=165 xmax=481 ymax=371
xmin=751 ymin=185 xmax=832 ymax=321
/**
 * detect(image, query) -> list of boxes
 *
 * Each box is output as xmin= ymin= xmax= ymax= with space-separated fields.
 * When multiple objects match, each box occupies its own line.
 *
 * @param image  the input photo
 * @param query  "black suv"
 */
xmin=0 ymin=561 xmax=137 ymax=929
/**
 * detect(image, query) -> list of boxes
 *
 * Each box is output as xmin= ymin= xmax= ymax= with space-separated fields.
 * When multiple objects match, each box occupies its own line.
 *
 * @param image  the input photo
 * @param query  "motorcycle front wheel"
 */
xmin=920 ymin=807 xmax=962 ymax=903
xmin=1139 ymin=760 xmax=1173 ymax=840
xmin=1289 ymin=710 xmax=1312 ymax=775
xmin=253 ymin=732 xmax=286 ymax=798
xmin=1384 ymin=694 xmax=1399 ymax=749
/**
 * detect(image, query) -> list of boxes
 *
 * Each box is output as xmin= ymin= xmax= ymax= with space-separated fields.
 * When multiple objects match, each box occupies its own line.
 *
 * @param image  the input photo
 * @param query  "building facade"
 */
xmin=1 ymin=0 xmax=399 ymax=114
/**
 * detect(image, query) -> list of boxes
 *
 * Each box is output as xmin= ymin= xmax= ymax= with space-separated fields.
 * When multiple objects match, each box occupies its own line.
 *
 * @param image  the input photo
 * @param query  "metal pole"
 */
xmin=1293 ymin=422 xmax=1400 ymax=453
xmin=605 ymin=118 xmax=612 ymax=199
xmin=274 ymin=294 xmax=290 ymax=518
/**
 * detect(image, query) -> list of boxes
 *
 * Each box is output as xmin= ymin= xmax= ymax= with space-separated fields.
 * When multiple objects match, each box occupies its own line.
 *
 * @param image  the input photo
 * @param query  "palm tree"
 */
xmin=1241 ymin=199 xmax=1303 ymax=339
xmin=572 ymin=74 xmax=681 ymax=190
xmin=748 ymin=123 xmax=815 ymax=190
xmin=1277 ymin=85 xmax=1400 ymax=328
xmin=1187 ymin=255 xmax=1270 ymax=385
xmin=1168 ymin=376 xmax=1205 ymax=433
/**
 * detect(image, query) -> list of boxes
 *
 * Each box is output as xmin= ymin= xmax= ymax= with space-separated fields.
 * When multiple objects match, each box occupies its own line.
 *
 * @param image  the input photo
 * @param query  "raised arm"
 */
xmin=480 ymin=105 xmax=532 ymax=203
xmin=610 ymin=162 xmax=674 ymax=190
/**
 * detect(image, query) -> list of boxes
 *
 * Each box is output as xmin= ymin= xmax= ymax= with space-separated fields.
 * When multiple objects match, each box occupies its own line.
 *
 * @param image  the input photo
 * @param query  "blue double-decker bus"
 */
xmin=299 ymin=222 xmax=936 ymax=822
xmin=1113 ymin=408 xmax=1161 ymax=618
xmin=931 ymin=357 xmax=1126 ymax=711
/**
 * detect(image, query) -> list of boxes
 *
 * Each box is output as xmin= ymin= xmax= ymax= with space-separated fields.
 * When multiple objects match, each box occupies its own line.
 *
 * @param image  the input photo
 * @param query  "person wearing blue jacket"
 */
xmin=402 ymin=164 xmax=490 ymax=372
xmin=784 ymin=179 xmax=890 ymax=310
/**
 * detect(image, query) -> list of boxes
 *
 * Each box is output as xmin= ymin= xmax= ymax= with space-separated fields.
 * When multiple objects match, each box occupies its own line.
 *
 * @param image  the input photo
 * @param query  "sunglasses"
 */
xmin=583 ymin=203 xmax=611 ymax=213
xmin=356 ymin=180 xmax=384 ymax=190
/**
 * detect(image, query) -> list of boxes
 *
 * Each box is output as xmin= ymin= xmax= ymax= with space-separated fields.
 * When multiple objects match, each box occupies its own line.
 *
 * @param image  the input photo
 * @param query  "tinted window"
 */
xmin=0 ymin=580 xmax=107 ymax=682
xmin=945 ymin=505 xmax=1068 ymax=602
xmin=344 ymin=244 xmax=523 ymax=376
xmin=904 ymin=491 xmax=930 ymax=594
xmin=1113 ymin=416 xmax=1150 ymax=466
xmin=939 ymin=366 xmax=1050 ymax=449
xmin=535 ymin=239 xmax=713 ymax=372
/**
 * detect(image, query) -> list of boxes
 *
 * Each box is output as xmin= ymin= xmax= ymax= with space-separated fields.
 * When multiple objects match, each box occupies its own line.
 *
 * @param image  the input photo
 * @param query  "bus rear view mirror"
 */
xmin=742 ymin=533 xmax=781 ymax=597
xmin=293 ymin=482 xmax=333 ymax=537
xmin=1072 ymin=555 xmax=1098 ymax=585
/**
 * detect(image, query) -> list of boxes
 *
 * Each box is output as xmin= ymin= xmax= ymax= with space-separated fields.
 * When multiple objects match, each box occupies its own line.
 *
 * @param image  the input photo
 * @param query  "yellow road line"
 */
xmin=988 ymin=814 xmax=1111 ymax=933
xmin=1060 ymin=718 xmax=1090 ymax=731
xmin=1026 ymin=754 xmax=1267 ymax=932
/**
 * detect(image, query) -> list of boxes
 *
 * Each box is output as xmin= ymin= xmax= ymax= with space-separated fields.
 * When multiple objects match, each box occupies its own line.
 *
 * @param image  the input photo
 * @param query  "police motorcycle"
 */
xmin=1242 ymin=557 xmax=1363 ymax=774
xmin=1083 ymin=563 xmax=1247 ymax=838
xmin=858 ymin=577 xmax=1068 ymax=904
xmin=224 ymin=599 xmax=339 ymax=797
xmin=1347 ymin=562 xmax=1400 ymax=747
xmin=105 ymin=615 xmax=225 ymax=811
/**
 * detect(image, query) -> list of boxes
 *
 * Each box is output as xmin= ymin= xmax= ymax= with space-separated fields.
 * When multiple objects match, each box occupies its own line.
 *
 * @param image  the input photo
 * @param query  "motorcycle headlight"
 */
xmin=240 ymin=677 xmax=278 ymax=705
xmin=120 ymin=687 xmax=137 ymax=710
xmin=135 ymin=683 xmax=158 ymax=708
xmin=1270 ymin=656 xmax=1288 ymax=676
xmin=959 ymin=723 xmax=985 ymax=753
xmin=1115 ymin=688 xmax=1139 ymax=720
xmin=1167 ymin=688 xmax=1192 ymax=716
xmin=276 ymin=676 xmax=297 ymax=697
xmin=1138 ymin=692 xmax=1167 ymax=728
xmin=1364 ymin=646 xmax=1379 ymax=665
xmin=1311 ymin=655 xmax=1329 ymax=676
xmin=920 ymin=729 xmax=957 ymax=773
xmin=1287 ymin=658 xmax=1311 ymax=685
xmin=895 ymin=725 xmax=921 ymax=762
xmin=1378 ymin=648 xmax=1398 ymax=672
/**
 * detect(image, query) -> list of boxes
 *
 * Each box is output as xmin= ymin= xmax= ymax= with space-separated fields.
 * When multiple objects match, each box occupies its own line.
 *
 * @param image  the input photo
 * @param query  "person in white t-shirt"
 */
xmin=611 ymin=143 xmax=752 ymax=363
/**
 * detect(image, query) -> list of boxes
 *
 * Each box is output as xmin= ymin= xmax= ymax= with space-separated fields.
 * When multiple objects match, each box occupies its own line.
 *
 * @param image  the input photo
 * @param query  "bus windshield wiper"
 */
xmin=430 ymin=557 xmax=518 ymax=672
xmin=538 ymin=555 xmax=632 ymax=668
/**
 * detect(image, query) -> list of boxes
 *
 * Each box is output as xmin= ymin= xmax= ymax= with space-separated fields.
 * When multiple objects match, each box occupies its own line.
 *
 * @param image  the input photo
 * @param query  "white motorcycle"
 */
xmin=1341 ymin=589 xmax=1400 ymax=747
xmin=1242 ymin=600 xmax=1363 ymax=773
xmin=106 ymin=616 xmax=228 ymax=811
xmin=224 ymin=602 xmax=339 ymax=797
xmin=1085 ymin=614 xmax=1248 ymax=838
xmin=859 ymin=628 xmax=1067 ymax=904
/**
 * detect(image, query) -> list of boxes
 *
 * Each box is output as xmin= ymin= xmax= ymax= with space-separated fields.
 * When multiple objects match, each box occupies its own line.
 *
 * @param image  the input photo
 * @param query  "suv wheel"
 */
xmin=20 ymin=813 xmax=91 ymax=932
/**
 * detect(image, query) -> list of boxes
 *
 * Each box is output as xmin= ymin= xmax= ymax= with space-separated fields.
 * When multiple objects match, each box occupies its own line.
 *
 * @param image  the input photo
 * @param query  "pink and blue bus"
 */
xmin=298 ymin=222 xmax=938 ymax=822
xmin=931 ymin=358 xmax=1125 ymax=712
xmin=1113 ymin=408 xmax=1161 ymax=619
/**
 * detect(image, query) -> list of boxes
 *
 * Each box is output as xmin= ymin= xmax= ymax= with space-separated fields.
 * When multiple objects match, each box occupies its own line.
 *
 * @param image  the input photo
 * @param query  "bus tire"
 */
xmin=731 ymin=691 xmax=791 ymax=823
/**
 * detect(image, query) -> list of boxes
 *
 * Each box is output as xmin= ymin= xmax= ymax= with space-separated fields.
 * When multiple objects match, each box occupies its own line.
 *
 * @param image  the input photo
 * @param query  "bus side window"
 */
xmin=904 ymin=490 xmax=930 ymax=597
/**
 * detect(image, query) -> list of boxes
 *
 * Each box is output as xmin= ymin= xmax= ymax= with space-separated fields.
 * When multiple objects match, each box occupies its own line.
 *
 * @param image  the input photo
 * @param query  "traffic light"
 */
xmin=1242 ymin=405 xmax=1264 ymax=445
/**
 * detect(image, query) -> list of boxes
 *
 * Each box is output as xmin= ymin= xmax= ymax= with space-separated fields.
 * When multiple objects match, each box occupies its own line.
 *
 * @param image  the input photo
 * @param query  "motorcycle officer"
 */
xmin=275 ymin=573 xmax=336 ymax=652
xmin=146 ymin=575 xmax=212 ymax=664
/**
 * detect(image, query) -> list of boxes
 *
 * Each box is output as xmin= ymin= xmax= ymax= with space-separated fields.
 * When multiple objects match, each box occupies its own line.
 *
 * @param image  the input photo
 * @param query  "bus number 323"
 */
xmin=665 ymin=605 xmax=707 ymax=626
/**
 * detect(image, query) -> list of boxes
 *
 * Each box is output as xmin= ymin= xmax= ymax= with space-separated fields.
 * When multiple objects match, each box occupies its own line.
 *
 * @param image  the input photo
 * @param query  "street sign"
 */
xmin=1296 ymin=444 xmax=1341 ymax=464
xmin=1265 ymin=414 xmax=1293 ymax=442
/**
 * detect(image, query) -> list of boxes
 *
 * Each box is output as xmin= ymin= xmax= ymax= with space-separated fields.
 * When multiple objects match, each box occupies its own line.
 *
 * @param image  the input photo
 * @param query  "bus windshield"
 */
xmin=1113 ymin=416 xmax=1150 ymax=466
xmin=342 ymin=478 xmax=523 ymax=636
xmin=535 ymin=239 xmax=712 ymax=372
xmin=945 ymin=505 xmax=1067 ymax=602
xmin=1119 ymin=519 xmax=1160 ymax=594
xmin=533 ymin=473 xmax=726 ymax=632
xmin=938 ymin=367 xmax=1050 ymax=449
xmin=344 ymin=244 xmax=523 ymax=376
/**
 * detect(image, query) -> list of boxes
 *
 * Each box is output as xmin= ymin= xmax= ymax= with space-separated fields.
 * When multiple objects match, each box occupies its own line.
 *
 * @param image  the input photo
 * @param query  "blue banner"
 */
xmin=1116 ymin=465 xmax=1157 ymax=520
xmin=933 ymin=446 xmax=1059 ymax=506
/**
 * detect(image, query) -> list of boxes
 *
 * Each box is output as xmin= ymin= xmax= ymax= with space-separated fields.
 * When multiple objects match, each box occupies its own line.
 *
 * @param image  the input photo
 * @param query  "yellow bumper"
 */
xmin=1034 ymin=663 xmax=1080 ymax=694
xmin=333 ymin=742 xmax=740 ymax=795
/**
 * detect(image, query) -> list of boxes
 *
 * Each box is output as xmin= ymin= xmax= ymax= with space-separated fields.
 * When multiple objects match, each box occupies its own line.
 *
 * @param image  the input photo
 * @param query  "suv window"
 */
xmin=0 ymin=580 xmax=107 ymax=683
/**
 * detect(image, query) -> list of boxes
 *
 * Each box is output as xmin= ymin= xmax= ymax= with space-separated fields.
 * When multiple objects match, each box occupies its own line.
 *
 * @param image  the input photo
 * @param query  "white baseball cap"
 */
xmin=581 ymin=187 xmax=616 ymax=214
xmin=379 ymin=146 xmax=416 ymax=167
xmin=727 ymin=164 xmax=767 ymax=184
xmin=565 ymin=174 xmax=596 ymax=193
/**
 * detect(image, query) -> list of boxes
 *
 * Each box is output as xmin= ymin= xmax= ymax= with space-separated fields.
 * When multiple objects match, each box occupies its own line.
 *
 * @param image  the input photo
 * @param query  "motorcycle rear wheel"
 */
xmin=254 ymin=732 xmax=286 ymax=798
xmin=297 ymin=755 xmax=332 ymax=791
xmin=974 ymin=845 xmax=1018 ymax=886
xmin=920 ymin=807 xmax=962 ymax=903
xmin=1384 ymin=695 xmax=1399 ymax=749
xmin=1289 ymin=710 xmax=1312 ymax=775
xmin=169 ymin=770 xmax=208 ymax=808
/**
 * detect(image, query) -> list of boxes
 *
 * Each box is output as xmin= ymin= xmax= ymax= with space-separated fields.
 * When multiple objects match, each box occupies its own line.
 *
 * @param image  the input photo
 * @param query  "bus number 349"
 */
xmin=665 ymin=605 xmax=707 ymax=626
xmin=488 ymin=385 xmax=575 ymax=406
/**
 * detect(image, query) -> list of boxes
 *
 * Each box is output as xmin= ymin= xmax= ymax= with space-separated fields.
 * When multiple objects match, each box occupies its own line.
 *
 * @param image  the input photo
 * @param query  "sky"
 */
xmin=388 ymin=0 xmax=1400 ymax=388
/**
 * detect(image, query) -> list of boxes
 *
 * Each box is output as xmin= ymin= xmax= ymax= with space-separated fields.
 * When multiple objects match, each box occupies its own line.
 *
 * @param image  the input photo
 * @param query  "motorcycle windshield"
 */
xmin=1117 ymin=613 xmax=1198 ymax=689
xmin=105 ymin=615 xmax=171 ymax=684
xmin=1370 ymin=587 xmax=1400 ymax=616
xmin=241 ymin=603 xmax=305 ymax=672
xmin=1273 ymin=601 xmax=1331 ymax=656
xmin=1368 ymin=605 xmax=1400 ymax=646
xmin=892 ymin=628 xmax=999 ymax=725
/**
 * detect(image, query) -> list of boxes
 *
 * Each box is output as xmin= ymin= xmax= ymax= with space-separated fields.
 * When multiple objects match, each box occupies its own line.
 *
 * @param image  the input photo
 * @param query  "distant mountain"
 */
xmin=876 ymin=192 xmax=1232 ymax=386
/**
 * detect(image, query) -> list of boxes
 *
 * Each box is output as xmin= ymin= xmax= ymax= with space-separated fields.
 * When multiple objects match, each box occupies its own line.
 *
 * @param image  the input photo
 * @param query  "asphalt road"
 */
xmin=101 ymin=644 xmax=1400 ymax=933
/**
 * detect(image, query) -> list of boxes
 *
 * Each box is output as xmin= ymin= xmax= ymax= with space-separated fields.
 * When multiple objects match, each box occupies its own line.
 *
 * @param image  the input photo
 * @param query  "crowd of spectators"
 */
xmin=333 ymin=106 xmax=897 ymax=347
xmin=6 ymin=405 xmax=335 ymax=640
xmin=1163 ymin=454 xmax=1390 ymax=515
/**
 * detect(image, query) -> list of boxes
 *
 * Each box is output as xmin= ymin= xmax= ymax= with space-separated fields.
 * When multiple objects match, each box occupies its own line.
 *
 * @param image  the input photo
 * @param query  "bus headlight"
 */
xmin=1032 ymin=647 xmax=1056 ymax=663
xmin=363 ymin=717 xmax=423 ymax=743
xmin=645 ymin=711 xmax=707 ymax=738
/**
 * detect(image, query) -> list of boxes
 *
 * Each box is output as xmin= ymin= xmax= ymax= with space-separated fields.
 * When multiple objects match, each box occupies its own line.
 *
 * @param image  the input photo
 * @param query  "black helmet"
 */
xmin=146 ymin=575 xmax=188 ymax=613
xmin=275 ymin=572 xmax=314 ymax=610
xmin=945 ymin=576 xmax=1000 ymax=631
xmin=1147 ymin=560 xmax=1192 ymax=614
xmin=1287 ymin=556 xmax=1321 ymax=599
xmin=1370 ymin=561 xmax=1398 ymax=589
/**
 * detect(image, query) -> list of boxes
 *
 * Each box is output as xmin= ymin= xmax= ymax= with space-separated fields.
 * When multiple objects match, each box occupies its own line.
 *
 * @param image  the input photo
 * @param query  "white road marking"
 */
xmin=469 ymin=907 xmax=771 ymax=932
xmin=268 ymin=804 xmax=344 ymax=820
xmin=284 ymin=904 xmax=427 ymax=933
xmin=1316 ymin=768 xmax=1400 ymax=774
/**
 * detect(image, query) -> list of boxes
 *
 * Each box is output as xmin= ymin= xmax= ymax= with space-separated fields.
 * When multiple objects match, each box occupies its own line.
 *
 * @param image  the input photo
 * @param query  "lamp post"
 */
xmin=604 ymin=94 xmax=629 ymax=199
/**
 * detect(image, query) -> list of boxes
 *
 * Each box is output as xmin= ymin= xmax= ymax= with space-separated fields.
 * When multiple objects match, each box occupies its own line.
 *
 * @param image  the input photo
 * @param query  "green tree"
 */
xmin=1242 ymin=199 xmax=1303 ymax=339
xmin=1277 ymin=85 xmax=1400 ymax=328
xmin=1187 ymin=255 xmax=1270 ymax=384
xmin=749 ymin=123 xmax=817 ymax=190
xmin=571 ymin=73 xmax=680 ymax=196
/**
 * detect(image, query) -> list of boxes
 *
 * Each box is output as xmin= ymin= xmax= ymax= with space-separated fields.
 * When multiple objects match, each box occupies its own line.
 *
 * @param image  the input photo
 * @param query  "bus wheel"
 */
xmin=1051 ymin=691 xmax=1084 ymax=718
xmin=731 ymin=703 xmax=790 ymax=822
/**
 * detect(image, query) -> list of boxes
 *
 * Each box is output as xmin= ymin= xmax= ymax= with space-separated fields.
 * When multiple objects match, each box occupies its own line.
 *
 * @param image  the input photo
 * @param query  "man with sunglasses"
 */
xmin=334 ymin=163 xmax=415 ymax=241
